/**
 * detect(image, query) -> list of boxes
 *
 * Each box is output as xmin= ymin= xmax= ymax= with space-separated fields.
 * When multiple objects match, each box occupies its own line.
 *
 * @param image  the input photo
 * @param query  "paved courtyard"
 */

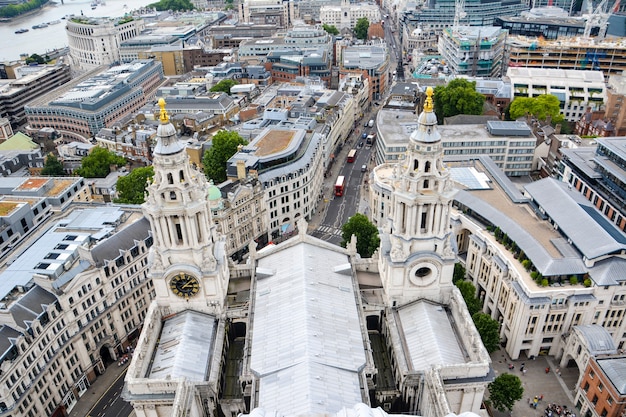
xmin=490 ymin=351 xmax=580 ymax=417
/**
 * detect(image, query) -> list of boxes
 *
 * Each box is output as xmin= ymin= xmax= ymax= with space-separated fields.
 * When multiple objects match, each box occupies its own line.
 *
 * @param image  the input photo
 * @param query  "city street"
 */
xmin=310 ymin=116 xmax=377 ymax=245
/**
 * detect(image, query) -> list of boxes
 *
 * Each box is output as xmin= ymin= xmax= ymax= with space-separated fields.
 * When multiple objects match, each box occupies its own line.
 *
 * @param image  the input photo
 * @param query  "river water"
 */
xmin=0 ymin=0 xmax=155 ymax=62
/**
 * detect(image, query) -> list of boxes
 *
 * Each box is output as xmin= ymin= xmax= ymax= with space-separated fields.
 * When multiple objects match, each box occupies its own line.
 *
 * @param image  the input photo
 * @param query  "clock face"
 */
xmin=169 ymin=273 xmax=200 ymax=298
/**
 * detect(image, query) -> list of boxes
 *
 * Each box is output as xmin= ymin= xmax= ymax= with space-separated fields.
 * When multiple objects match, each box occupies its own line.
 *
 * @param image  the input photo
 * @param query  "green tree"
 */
xmin=472 ymin=312 xmax=500 ymax=353
xmin=224 ymin=0 xmax=234 ymax=9
xmin=455 ymin=280 xmax=482 ymax=316
xmin=453 ymin=263 xmax=466 ymax=282
xmin=354 ymin=17 xmax=369 ymax=40
xmin=203 ymin=130 xmax=247 ymax=183
xmin=147 ymin=0 xmax=194 ymax=11
xmin=433 ymin=79 xmax=485 ymax=124
xmin=25 ymin=53 xmax=46 ymax=65
xmin=340 ymin=213 xmax=380 ymax=258
xmin=115 ymin=166 xmax=154 ymax=204
xmin=75 ymin=147 xmax=126 ymax=178
xmin=210 ymin=79 xmax=238 ymax=95
xmin=322 ymin=24 xmax=339 ymax=35
xmin=508 ymin=95 xmax=564 ymax=125
xmin=40 ymin=154 xmax=65 ymax=176
xmin=0 ymin=0 xmax=48 ymax=18
xmin=488 ymin=373 xmax=524 ymax=412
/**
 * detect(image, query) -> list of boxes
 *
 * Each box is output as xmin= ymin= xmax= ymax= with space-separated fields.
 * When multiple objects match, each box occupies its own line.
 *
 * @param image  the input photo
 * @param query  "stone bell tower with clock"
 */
xmin=142 ymin=98 xmax=229 ymax=308
xmin=377 ymin=87 xmax=458 ymax=306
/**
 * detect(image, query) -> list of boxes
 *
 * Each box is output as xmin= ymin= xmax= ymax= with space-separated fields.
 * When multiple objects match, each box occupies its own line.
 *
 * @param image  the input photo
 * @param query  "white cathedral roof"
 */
xmin=148 ymin=310 xmax=216 ymax=381
xmin=251 ymin=241 xmax=366 ymax=415
xmin=397 ymin=301 xmax=466 ymax=370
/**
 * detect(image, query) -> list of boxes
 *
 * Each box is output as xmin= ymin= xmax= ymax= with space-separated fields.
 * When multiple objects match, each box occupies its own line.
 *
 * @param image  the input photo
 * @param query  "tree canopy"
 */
xmin=75 ymin=147 xmax=126 ymax=178
xmin=340 ymin=213 xmax=380 ymax=258
xmin=472 ymin=312 xmax=501 ymax=353
xmin=203 ymin=130 xmax=247 ymax=183
xmin=354 ymin=17 xmax=369 ymax=40
xmin=508 ymin=95 xmax=564 ymax=124
xmin=115 ymin=166 xmax=154 ymax=204
xmin=210 ymin=79 xmax=238 ymax=95
xmin=322 ymin=24 xmax=339 ymax=35
xmin=455 ymin=279 xmax=482 ymax=317
xmin=488 ymin=373 xmax=524 ymax=412
xmin=0 ymin=0 xmax=48 ymax=18
xmin=25 ymin=53 xmax=49 ymax=65
xmin=41 ymin=154 xmax=65 ymax=176
xmin=433 ymin=79 xmax=485 ymax=124
xmin=147 ymin=0 xmax=194 ymax=11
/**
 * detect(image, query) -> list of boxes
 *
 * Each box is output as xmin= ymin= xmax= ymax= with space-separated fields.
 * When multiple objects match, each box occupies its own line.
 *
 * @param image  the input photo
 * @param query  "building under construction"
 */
xmin=506 ymin=35 xmax=626 ymax=76
xmin=437 ymin=26 xmax=508 ymax=77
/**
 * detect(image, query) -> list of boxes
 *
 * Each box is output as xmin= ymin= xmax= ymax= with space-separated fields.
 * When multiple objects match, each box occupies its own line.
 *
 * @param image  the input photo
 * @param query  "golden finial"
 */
xmin=423 ymin=86 xmax=434 ymax=113
xmin=158 ymin=97 xmax=169 ymax=123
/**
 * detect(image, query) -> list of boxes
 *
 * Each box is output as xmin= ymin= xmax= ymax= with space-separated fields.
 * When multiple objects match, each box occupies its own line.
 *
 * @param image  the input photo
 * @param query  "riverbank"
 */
xmin=0 ymin=0 xmax=56 ymax=23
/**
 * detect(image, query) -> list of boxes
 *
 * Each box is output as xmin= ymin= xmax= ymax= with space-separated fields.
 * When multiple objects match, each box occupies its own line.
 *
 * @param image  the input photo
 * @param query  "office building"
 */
xmin=400 ymin=0 xmax=528 ymax=34
xmin=66 ymin=16 xmax=146 ymax=72
xmin=205 ymin=24 xmax=279 ymax=49
xmin=319 ymin=0 xmax=381 ymax=30
xmin=340 ymin=42 xmax=391 ymax=101
xmin=0 ymin=65 xmax=72 ymax=127
xmin=506 ymin=36 xmax=626 ymax=76
xmin=0 ymin=204 xmax=153 ymax=416
xmin=576 ymin=356 xmax=626 ymax=417
xmin=604 ymin=71 xmax=626 ymax=136
xmin=559 ymin=137 xmax=626 ymax=232
xmin=438 ymin=26 xmax=507 ymax=78
xmin=25 ymin=60 xmax=164 ymax=140
xmin=507 ymin=67 xmax=606 ymax=122
xmin=494 ymin=14 xmax=593 ymax=39
xmin=374 ymin=108 xmax=537 ymax=176
xmin=238 ymin=24 xmax=333 ymax=65
xmin=239 ymin=0 xmax=297 ymax=28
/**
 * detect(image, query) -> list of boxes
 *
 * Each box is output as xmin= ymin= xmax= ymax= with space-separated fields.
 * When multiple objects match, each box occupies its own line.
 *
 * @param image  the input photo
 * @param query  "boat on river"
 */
xmin=48 ymin=20 xmax=61 ymax=25
xmin=15 ymin=28 xmax=29 ymax=34
xmin=32 ymin=22 xmax=49 ymax=29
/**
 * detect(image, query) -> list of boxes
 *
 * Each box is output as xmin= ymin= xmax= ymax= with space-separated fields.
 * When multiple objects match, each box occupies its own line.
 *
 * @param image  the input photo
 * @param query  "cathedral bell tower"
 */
xmin=142 ymin=98 xmax=229 ymax=308
xmin=378 ymin=87 xmax=458 ymax=306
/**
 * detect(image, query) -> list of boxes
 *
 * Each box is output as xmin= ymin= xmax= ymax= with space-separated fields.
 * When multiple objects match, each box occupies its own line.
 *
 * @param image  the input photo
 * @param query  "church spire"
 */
xmin=142 ymin=98 xmax=229 ymax=307
xmin=376 ymin=86 xmax=458 ymax=305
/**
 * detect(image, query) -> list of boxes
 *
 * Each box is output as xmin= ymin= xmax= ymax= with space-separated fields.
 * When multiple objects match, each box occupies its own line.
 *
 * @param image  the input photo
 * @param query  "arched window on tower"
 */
xmin=425 ymin=161 xmax=431 ymax=173
xmin=179 ymin=170 xmax=185 ymax=182
xmin=413 ymin=159 xmax=419 ymax=171
xmin=167 ymin=173 xmax=174 ymax=184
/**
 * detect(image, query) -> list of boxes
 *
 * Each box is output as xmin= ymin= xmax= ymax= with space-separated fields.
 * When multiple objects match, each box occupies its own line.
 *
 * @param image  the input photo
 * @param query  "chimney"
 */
xmin=236 ymin=159 xmax=246 ymax=179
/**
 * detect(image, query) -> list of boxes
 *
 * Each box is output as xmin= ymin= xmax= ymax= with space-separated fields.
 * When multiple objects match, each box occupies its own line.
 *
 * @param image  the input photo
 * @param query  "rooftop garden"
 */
xmin=487 ymin=225 xmax=591 ymax=288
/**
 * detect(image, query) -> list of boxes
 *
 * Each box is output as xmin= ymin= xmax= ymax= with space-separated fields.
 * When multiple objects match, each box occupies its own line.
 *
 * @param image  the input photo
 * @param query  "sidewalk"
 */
xmin=489 ymin=351 xmax=578 ymax=417
xmin=69 ymin=362 xmax=130 ymax=417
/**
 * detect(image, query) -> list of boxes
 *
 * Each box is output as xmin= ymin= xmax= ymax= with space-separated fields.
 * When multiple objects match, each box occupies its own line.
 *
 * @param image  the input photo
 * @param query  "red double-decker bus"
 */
xmin=334 ymin=176 xmax=345 ymax=196
xmin=347 ymin=149 xmax=357 ymax=163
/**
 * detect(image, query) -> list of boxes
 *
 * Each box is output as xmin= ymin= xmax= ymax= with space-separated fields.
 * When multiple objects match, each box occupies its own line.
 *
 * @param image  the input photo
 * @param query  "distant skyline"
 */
xmin=0 ymin=0 xmax=154 ymax=62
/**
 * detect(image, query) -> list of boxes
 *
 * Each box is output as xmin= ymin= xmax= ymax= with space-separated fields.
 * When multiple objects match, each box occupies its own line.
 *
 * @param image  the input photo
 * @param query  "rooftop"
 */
xmin=254 ymin=129 xmax=295 ymax=157
xmin=251 ymin=238 xmax=366 ymax=415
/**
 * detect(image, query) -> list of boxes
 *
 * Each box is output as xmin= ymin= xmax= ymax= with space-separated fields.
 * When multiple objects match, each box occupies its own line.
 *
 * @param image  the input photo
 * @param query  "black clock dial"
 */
xmin=169 ymin=273 xmax=200 ymax=298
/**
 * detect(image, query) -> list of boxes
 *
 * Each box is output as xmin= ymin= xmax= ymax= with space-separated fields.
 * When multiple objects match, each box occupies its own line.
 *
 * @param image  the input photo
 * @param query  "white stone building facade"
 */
xmin=66 ymin=17 xmax=145 ymax=72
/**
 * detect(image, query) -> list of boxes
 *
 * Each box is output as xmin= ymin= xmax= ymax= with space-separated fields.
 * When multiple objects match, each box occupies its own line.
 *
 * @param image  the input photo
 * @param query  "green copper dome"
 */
xmin=208 ymin=181 xmax=221 ymax=201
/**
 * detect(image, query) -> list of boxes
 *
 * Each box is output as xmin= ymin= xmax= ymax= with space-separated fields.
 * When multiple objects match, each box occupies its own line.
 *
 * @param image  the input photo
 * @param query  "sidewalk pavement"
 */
xmin=490 ymin=351 xmax=579 ymax=417
xmin=69 ymin=362 xmax=130 ymax=417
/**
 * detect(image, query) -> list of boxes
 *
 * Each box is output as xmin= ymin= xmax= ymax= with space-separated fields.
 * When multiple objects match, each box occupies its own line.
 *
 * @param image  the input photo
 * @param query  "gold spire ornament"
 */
xmin=158 ymin=97 xmax=169 ymax=123
xmin=423 ymin=86 xmax=434 ymax=113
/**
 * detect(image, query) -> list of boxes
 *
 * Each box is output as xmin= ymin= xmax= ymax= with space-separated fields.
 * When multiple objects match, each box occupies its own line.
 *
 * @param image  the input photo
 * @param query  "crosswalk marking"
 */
xmin=318 ymin=226 xmax=342 ymax=236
